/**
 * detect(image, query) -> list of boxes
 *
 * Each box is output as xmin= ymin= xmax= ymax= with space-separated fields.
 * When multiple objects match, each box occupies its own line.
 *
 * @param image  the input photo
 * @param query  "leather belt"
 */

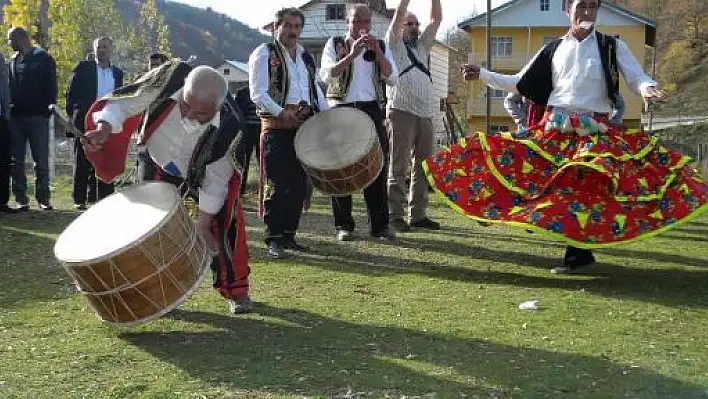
xmin=260 ymin=103 xmax=313 ymax=131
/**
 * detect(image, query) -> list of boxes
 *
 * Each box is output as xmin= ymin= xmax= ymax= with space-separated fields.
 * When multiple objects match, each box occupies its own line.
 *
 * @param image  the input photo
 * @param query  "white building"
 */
xmin=215 ymin=60 xmax=250 ymax=92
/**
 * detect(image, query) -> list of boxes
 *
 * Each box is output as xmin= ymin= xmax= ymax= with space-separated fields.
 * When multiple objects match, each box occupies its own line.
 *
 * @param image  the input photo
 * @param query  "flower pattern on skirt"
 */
xmin=423 ymin=113 xmax=708 ymax=248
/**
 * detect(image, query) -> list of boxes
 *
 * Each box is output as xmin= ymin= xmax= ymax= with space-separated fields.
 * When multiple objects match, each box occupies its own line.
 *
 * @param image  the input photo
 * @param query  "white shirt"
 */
xmin=479 ymin=31 xmax=656 ymax=114
xmin=319 ymin=35 xmax=398 ymax=107
xmin=385 ymin=29 xmax=435 ymax=118
xmin=248 ymin=41 xmax=328 ymax=116
xmin=96 ymin=63 xmax=116 ymax=98
xmin=92 ymin=88 xmax=233 ymax=215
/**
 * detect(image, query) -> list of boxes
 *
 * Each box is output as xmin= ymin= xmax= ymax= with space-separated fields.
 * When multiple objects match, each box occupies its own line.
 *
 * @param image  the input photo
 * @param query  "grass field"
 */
xmin=1 ymin=179 xmax=707 ymax=398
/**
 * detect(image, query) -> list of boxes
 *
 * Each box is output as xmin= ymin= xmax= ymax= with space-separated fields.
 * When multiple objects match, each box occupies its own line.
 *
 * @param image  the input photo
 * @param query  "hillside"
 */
xmin=120 ymin=0 xmax=269 ymax=66
xmin=606 ymin=0 xmax=708 ymax=117
xmin=0 ymin=0 xmax=269 ymax=66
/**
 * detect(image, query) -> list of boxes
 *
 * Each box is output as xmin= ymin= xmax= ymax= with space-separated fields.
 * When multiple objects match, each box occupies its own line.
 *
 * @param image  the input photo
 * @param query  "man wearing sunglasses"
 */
xmin=385 ymin=0 xmax=442 ymax=233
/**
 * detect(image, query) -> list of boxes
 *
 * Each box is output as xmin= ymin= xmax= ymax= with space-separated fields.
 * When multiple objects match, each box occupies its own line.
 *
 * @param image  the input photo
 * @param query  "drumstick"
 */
xmin=49 ymin=105 xmax=86 ymax=139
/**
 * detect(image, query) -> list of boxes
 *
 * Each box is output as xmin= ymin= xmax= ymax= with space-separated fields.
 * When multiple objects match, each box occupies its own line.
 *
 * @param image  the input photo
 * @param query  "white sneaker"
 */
xmin=336 ymin=229 xmax=353 ymax=241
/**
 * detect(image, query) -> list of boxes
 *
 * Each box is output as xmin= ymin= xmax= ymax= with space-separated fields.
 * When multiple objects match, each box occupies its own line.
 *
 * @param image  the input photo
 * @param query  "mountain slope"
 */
xmin=0 ymin=0 xmax=269 ymax=65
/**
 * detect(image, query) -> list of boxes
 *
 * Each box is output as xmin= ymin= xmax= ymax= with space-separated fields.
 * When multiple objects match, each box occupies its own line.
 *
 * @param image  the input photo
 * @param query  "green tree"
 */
xmin=2 ymin=0 xmax=48 ymax=47
xmin=137 ymin=0 xmax=172 ymax=62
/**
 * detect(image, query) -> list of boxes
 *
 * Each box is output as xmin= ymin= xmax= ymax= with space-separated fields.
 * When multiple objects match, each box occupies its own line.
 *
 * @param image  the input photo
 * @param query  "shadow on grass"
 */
xmin=296 ymin=244 xmax=708 ymax=308
xmin=0 ymin=211 xmax=80 ymax=309
xmin=121 ymin=305 xmax=707 ymax=398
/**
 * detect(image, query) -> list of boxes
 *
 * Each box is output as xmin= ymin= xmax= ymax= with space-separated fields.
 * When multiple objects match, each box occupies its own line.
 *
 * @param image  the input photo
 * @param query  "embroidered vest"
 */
xmin=259 ymin=42 xmax=319 ymax=117
xmin=516 ymin=30 xmax=619 ymax=107
xmin=325 ymin=36 xmax=388 ymax=107
xmin=113 ymin=60 xmax=245 ymax=190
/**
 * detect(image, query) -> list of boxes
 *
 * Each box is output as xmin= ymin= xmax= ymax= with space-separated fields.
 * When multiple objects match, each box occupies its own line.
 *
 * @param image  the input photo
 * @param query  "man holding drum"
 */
xmin=249 ymin=7 xmax=328 ymax=259
xmin=81 ymin=63 xmax=254 ymax=314
xmin=320 ymin=4 xmax=399 ymax=242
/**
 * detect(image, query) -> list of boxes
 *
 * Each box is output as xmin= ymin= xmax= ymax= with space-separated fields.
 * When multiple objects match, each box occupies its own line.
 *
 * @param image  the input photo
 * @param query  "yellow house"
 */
xmin=458 ymin=0 xmax=657 ymax=133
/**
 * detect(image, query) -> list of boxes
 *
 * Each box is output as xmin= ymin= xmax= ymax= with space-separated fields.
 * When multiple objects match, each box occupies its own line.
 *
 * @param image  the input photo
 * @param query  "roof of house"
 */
xmin=457 ymin=0 xmax=656 ymax=29
xmin=221 ymin=60 xmax=249 ymax=73
xmin=262 ymin=0 xmax=394 ymax=31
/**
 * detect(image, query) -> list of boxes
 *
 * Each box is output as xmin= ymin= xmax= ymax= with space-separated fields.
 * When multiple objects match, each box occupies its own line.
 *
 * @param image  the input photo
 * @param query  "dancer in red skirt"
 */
xmin=425 ymin=0 xmax=708 ymax=273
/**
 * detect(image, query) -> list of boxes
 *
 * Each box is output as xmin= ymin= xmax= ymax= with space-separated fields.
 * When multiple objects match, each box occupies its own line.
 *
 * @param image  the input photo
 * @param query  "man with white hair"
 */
xmin=82 ymin=61 xmax=254 ymax=314
xmin=66 ymin=36 xmax=124 ymax=210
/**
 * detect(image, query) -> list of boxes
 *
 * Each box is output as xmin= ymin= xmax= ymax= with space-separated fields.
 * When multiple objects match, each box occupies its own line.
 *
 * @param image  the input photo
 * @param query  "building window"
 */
xmin=326 ymin=4 xmax=346 ymax=20
xmin=489 ymin=124 xmax=510 ymax=133
xmin=223 ymin=68 xmax=230 ymax=76
xmin=490 ymin=89 xmax=506 ymax=99
xmin=540 ymin=0 xmax=550 ymax=11
xmin=491 ymin=37 xmax=513 ymax=57
xmin=561 ymin=0 xmax=566 ymax=11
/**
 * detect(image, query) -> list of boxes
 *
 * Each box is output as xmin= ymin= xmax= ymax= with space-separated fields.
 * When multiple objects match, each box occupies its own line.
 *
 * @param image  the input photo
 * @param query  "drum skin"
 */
xmin=295 ymin=107 xmax=383 ymax=196
xmin=54 ymin=182 xmax=210 ymax=326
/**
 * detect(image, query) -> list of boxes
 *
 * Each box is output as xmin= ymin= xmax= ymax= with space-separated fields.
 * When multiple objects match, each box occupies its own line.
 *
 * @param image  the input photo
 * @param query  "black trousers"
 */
xmin=73 ymin=138 xmax=114 ymax=205
xmin=331 ymin=101 xmax=390 ymax=234
xmin=262 ymin=127 xmax=307 ymax=244
xmin=239 ymin=123 xmax=261 ymax=195
xmin=0 ymin=117 xmax=11 ymax=207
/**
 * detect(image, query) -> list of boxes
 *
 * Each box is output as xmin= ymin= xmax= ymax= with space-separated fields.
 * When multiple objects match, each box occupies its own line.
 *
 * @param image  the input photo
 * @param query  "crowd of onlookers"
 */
xmin=0 ymin=26 xmax=169 ymax=215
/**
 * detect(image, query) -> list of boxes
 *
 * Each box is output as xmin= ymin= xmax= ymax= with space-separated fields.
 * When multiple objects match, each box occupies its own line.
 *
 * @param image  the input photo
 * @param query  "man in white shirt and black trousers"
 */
xmin=460 ymin=0 xmax=667 ymax=273
xmin=320 ymin=4 xmax=399 ymax=242
xmin=249 ymin=8 xmax=328 ymax=259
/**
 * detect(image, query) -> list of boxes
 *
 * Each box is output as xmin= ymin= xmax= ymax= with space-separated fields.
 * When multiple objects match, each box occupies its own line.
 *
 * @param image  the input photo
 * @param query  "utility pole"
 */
xmin=485 ymin=0 xmax=492 ymax=134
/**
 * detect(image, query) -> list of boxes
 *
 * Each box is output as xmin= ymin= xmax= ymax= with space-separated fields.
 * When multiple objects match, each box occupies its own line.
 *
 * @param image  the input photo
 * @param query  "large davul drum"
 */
xmin=54 ymin=182 xmax=210 ymax=326
xmin=294 ymin=107 xmax=383 ymax=196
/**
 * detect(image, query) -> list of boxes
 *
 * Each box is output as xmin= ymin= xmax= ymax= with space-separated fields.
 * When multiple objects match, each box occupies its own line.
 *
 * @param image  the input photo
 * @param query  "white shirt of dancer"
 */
xmin=248 ymin=41 xmax=328 ymax=116
xmin=92 ymin=88 xmax=232 ymax=215
xmin=479 ymin=31 xmax=656 ymax=114
xmin=320 ymin=35 xmax=398 ymax=107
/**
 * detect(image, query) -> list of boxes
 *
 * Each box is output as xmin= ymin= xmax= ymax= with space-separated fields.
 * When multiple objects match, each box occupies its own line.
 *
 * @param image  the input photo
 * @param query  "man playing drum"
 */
xmin=249 ymin=8 xmax=328 ymax=259
xmin=81 ymin=63 xmax=254 ymax=314
xmin=320 ymin=4 xmax=399 ymax=242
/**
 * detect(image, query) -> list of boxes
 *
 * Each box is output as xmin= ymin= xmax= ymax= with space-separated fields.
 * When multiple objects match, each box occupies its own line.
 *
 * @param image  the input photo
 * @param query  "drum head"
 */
xmin=54 ymin=182 xmax=180 ymax=263
xmin=295 ymin=107 xmax=377 ymax=170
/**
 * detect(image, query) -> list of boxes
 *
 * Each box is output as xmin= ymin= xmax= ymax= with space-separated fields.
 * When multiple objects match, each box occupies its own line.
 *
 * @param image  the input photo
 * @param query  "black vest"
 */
xmin=258 ymin=42 xmax=319 ymax=116
xmin=118 ymin=61 xmax=245 ymax=190
xmin=516 ymin=31 xmax=619 ymax=107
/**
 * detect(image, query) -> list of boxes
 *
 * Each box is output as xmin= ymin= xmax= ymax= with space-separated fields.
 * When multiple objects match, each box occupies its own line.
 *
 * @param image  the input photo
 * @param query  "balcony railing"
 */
xmin=467 ymin=52 xmax=531 ymax=71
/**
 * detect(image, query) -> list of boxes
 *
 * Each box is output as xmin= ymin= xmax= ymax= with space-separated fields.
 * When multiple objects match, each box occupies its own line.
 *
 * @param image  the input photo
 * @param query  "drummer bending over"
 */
xmin=248 ymin=8 xmax=328 ymax=259
xmin=81 ymin=63 xmax=254 ymax=314
xmin=320 ymin=4 xmax=399 ymax=242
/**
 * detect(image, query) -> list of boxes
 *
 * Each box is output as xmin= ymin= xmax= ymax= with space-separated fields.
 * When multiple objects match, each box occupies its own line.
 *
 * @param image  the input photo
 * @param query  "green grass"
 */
xmin=1 ymin=181 xmax=708 ymax=398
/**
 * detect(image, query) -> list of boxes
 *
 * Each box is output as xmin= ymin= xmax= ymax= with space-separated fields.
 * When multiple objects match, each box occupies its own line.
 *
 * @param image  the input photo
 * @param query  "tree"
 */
xmin=47 ymin=0 xmax=145 ymax=107
xmin=137 ymin=0 xmax=172 ymax=63
xmin=3 ymin=0 xmax=48 ymax=48
xmin=443 ymin=26 xmax=472 ymax=122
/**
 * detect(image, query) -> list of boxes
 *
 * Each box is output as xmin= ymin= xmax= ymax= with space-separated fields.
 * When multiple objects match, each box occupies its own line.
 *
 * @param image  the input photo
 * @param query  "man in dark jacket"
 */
xmin=66 ymin=36 xmax=124 ymax=209
xmin=0 ymin=50 xmax=15 ymax=213
xmin=7 ymin=27 xmax=57 ymax=211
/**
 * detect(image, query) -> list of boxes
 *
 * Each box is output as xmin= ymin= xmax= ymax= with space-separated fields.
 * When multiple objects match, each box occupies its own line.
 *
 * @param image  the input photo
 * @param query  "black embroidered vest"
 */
xmin=516 ymin=30 xmax=619 ymax=107
xmin=259 ymin=42 xmax=319 ymax=117
xmin=325 ymin=36 xmax=387 ymax=107
xmin=114 ymin=60 xmax=245 ymax=190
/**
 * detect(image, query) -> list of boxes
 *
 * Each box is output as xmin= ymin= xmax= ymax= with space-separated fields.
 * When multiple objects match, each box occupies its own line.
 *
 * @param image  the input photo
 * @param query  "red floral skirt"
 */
xmin=423 ymin=115 xmax=708 ymax=248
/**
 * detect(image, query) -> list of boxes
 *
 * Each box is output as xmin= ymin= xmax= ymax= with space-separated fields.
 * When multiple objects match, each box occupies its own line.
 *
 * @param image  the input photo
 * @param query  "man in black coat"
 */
xmin=0 ymin=50 xmax=15 ymax=213
xmin=66 ymin=36 xmax=124 ymax=209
